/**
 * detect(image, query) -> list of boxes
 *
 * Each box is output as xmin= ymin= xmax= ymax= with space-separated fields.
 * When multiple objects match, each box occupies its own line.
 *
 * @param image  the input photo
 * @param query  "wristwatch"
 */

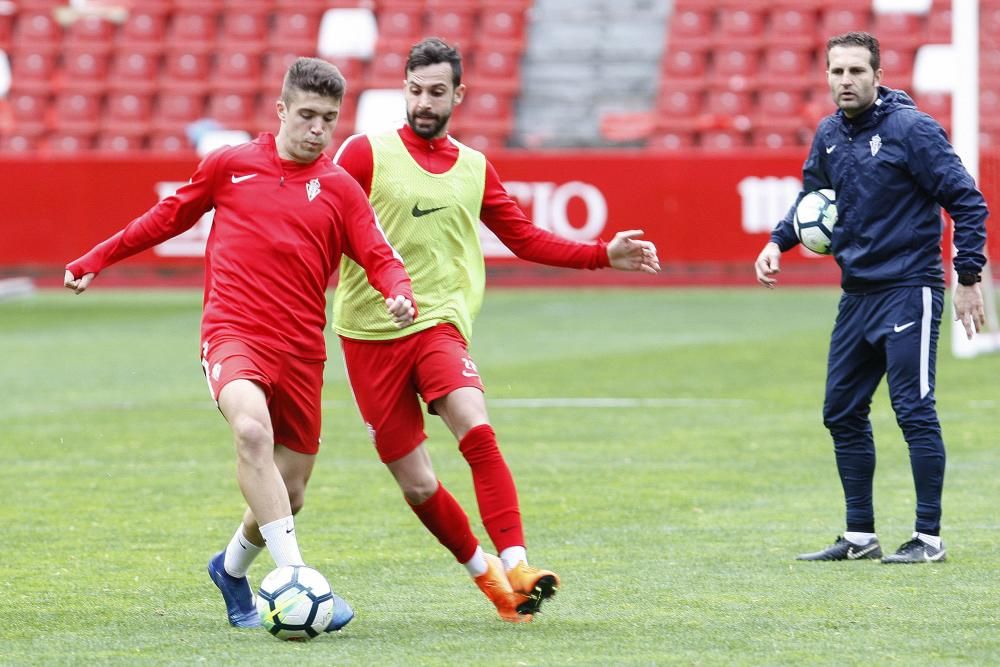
xmin=957 ymin=272 xmax=982 ymax=286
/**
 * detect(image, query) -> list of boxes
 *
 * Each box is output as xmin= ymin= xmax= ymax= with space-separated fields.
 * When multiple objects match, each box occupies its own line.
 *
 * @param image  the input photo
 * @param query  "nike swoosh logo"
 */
xmin=893 ymin=321 xmax=916 ymax=333
xmin=285 ymin=527 xmax=295 ymax=534
xmin=231 ymin=173 xmax=258 ymax=184
xmin=826 ymin=145 xmax=836 ymax=154
xmin=412 ymin=203 xmax=447 ymax=217
xmin=847 ymin=543 xmax=879 ymax=559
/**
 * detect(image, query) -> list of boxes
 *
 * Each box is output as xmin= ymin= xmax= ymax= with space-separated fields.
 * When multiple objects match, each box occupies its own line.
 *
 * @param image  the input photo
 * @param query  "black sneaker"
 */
xmin=881 ymin=537 xmax=947 ymax=564
xmin=796 ymin=536 xmax=882 ymax=561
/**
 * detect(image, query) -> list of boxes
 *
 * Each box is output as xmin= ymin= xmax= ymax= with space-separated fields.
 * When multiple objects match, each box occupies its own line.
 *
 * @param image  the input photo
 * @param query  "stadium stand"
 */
xmin=0 ymin=1 xmax=996 ymax=154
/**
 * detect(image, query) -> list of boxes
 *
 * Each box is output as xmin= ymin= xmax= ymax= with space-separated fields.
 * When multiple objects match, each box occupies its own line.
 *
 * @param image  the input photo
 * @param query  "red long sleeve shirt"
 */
xmin=333 ymin=125 xmax=611 ymax=270
xmin=66 ymin=133 xmax=413 ymax=361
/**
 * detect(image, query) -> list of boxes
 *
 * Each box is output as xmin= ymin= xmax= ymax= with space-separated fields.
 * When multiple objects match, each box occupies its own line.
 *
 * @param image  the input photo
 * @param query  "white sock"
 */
xmin=500 ymin=546 xmax=527 ymax=571
xmin=915 ymin=532 xmax=941 ymax=549
xmin=223 ymin=525 xmax=264 ymax=578
xmin=463 ymin=546 xmax=488 ymax=577
xmin=258 ymin=516 xmax=305 ymax=568
xmin=844 ymin=531 xmax=877 ymax=546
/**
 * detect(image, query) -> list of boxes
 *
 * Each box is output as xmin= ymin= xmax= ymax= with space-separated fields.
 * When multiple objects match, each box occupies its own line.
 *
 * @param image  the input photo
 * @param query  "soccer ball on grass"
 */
xmin=793 ymin=189 xmax=838 ymax=255
xmin=256 ymin=565 xmax=335 ymax=641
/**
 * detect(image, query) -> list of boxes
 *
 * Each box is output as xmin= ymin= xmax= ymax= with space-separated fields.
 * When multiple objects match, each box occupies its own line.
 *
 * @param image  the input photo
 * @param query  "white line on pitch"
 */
xmin=320 ymin=398 xmax=749 ymax=409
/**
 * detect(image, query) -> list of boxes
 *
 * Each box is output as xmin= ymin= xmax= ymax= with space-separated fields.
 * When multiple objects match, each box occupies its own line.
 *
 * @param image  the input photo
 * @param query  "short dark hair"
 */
xmin=281 ymin=57 xmax=345 ymax=104
xmin=826 ymin=31 xmax=881 ymax=72
xmin=406 ymin=37 xmax=463 ymax=87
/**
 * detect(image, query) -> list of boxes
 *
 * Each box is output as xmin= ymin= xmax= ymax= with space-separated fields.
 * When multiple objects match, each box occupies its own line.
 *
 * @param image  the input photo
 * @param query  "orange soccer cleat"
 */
xmin=505 ymin=561 xmax=560 ymax=615
xmin=473 ymin=554 xmax=533 ymax=623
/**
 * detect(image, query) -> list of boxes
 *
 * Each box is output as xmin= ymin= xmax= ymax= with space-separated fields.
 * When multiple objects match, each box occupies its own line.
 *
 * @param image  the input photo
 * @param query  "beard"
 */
xmin=407 ymin=109 xmax=451 ymax=139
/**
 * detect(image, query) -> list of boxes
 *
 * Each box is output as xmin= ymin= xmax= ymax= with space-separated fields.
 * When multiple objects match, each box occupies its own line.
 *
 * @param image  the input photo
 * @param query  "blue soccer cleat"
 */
xmin=208 ymin=551 xmax=261 ymax=628
xmin=324 ymin=591 xmax=355 ymax=632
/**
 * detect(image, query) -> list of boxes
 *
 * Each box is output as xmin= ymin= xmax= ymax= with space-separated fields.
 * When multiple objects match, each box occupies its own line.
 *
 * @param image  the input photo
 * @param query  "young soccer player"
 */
xmin=333 ymin=38 xmax=660 ymax=621
xmin=65 ymin=57 xmax=416 ymax=629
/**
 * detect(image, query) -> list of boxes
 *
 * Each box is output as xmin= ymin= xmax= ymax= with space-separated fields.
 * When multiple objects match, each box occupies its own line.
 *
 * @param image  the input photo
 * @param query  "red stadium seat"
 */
xmin=820 ymin=8 xmax=871 ymax=36
xmin=0 ymin=128 xmax=44 ymax=154
xmin=206 ymin=91 xmax=256 ymax=129
xmin=661 ymin=44 xmax=708 ymax=81
xmin=110 ymin=46 xmax=161 ymax=93
xmin=478 ymin=2 xmax=527 ymax=47
xmin=120 ymin=6 xmax=169 ymax=46
xmin=44 ymin=130 xmax=97 ymax=155
xmin=212 ymin=48 xmax=263 ymax=94
xmin=717 ymin=7 xmax=765 ymax=43
xmin=647 ymin=127 xmax=697 ymax=151
xmin=153 ymin=90 xmax=207 ymax=132
xmin=469 ymin=45 xmax=521 ymax=93
xmin=97 ymin=130 xmax=147 ymax=154
xmin=220 ymin=8 xmax=269 ymax=48
xmin=269 ymin=10 xmax=321 ymax=50
xmin=669 ymin=7 xmax=713 ymax=45
xmin=105 ymin=91 xmax=154 ymax=126
xmin=763 ymin=45 xmax=816 ymax=88
xmin=63 ymin=14 xmax=116 ymax=46
xmin=150 ymin=129 xmax=194 ymax=154
xmin=59 ymin=45 xmax=113 ymax=92
xmin=768 ymin=6 xmax=817 ymax=48
xmin=711 ymin=46 xmax=759 ymax=87
xmin=377 ymin=2 xmax=424 ymax=42
xmin=53 ymin=90 xmax=102 ymax=132
xmin=9 ymin=46 xmax=58 ymax=90
xmin=166 ymin=10 xmax=218 ymax=47
xmin=0 ymin=12 xmax=13 ymax=47
xmin=424 ymin=5 xmax=477 ymax=49
xmin=879 ymin=46 xmax=914 ymax=87
xmin=12 ymin=10 xmax=62 ymax=46
xmin=873 ymin=12 xmax=926 ymax=49
xmin=700 ymin=128 xmax=749 ymax=150
xmin=705 ymin=88 xmax=753 ymax=116
xmin=757 ymin=87 xmax=805 ymax=118
xmin=751 ymin=127 xmax=803 ymax=149
xmin=462 ymin=90 xmax=513 ymax=128
xmin=915 ymin=91 xmax=950 ymax=124
xmin=657 ymin=86 xmax=703 ymax=124
xmin=925 ymin=6 xmax=952 ymax=44
xmin=7 ymin=89 xmax=50 ymax=126
xmin=984 ymin=6 xmax=1000 ymax=45
xmin=366 ymin=45 xmax=409 ymax=89
xmin=162 ymin=48 xmax=212 ymax=93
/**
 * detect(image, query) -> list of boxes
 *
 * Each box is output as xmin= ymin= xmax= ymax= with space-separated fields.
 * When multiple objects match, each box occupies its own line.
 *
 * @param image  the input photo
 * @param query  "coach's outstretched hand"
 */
xmin=385 ymin=295 xmax=416 ymax=328
xmin=64 ymin=270 xmax=95 ymax=295
xmin=607 ymin=230 xmax=660 ymax=274
xmin=754 ymin=242 xmax=782 ymax=288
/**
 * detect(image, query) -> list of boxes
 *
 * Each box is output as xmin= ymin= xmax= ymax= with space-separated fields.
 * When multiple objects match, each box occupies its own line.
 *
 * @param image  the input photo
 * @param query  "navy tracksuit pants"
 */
xmin=822 ymin=285 xmax=946 ymax=535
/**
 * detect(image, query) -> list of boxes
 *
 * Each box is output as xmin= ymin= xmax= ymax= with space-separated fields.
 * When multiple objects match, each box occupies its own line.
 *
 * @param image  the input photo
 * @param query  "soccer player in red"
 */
xmin=64 ymin=58 xmax=416 ymax=631
xmin=333 ymin=38 xmax=661 ymax=622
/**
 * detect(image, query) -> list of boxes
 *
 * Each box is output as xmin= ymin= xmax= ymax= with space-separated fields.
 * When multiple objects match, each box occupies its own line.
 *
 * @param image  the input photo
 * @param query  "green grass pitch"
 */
xmin=2 ymin=287 xmax=998 ymax=665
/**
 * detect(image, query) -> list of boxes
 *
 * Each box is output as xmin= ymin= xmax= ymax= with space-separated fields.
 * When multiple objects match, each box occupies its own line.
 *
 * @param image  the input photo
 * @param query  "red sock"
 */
xmin=408 ymin=481 xmax=479 ymax=564
xmin=459 ymin=424 xmax=524 ymax=552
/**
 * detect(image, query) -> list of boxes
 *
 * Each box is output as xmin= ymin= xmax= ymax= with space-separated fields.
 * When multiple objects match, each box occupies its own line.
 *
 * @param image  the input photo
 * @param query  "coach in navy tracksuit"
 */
xmin=754 ymin=32 xmax=988 ymax=564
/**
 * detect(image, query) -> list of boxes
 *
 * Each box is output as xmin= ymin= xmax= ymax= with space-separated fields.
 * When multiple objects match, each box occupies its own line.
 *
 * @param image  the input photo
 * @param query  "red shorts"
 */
xmin=340 ymin=323 xmax=485 ymax=463
xmin=201 ymin=337 xmax=324 ymax=455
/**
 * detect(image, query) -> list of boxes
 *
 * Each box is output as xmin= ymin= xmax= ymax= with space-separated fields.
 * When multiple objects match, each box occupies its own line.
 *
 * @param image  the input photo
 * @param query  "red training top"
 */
xmin=334 ymin=125 xmax=611 ymax=270
xmin=66 ymin=133 xmax=413 ymax=361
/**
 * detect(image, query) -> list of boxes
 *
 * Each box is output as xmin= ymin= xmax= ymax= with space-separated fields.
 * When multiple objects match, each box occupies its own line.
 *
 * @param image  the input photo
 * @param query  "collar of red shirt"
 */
xmin=399 ymin=124 xmax=453 ymax=154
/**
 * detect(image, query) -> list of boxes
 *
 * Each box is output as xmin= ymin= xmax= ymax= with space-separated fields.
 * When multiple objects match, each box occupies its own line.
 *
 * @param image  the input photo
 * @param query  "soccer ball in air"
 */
xmin=256 ymin=565 xmax=335 ymax=641
xmin=793 ymin=189 xmax=838 ymax=255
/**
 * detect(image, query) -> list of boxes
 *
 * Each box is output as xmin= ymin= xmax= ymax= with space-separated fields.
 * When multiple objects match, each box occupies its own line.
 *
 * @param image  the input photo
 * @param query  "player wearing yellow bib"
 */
xmin=333 ymin=38 xmax=661 ymax=622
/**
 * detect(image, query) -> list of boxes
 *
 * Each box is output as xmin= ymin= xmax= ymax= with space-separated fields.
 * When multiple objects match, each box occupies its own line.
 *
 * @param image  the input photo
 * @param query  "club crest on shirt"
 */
xmin=306 ymin=178 xmax=321 ymax=202
xmin=869 ymin=134 xmax=882 ymax=157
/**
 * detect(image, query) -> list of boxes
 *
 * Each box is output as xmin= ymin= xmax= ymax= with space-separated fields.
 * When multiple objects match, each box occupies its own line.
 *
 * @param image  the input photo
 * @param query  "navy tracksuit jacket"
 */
xmin=770 ymin=87 xmax=988 ymax=535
